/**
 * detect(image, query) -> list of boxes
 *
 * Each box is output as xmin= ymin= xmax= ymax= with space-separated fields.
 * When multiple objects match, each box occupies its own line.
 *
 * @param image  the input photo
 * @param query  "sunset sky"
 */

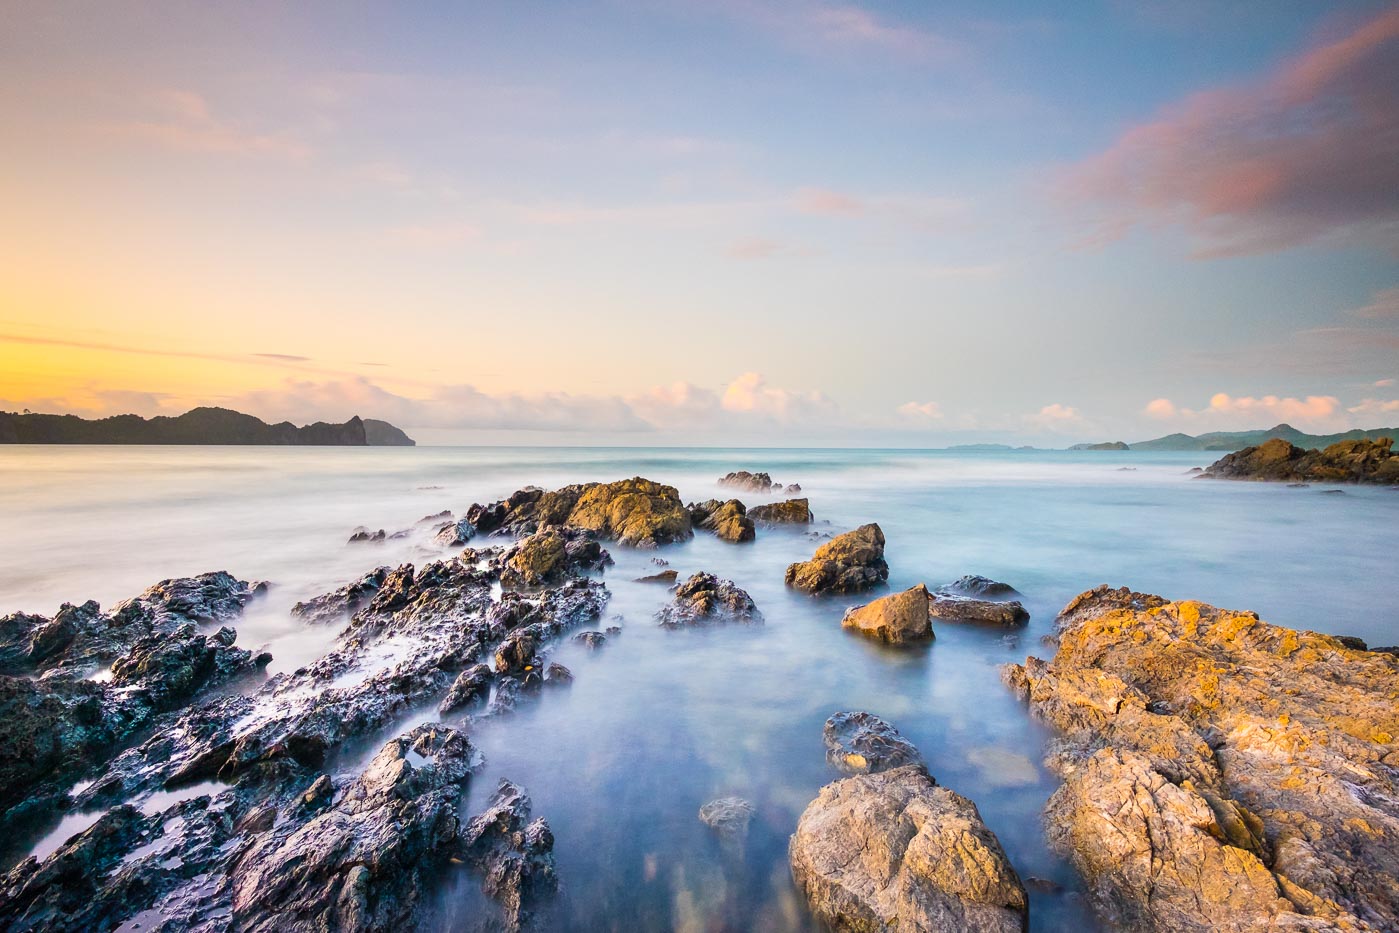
xmin=2 ymin=1 xmax=1397 ymax=445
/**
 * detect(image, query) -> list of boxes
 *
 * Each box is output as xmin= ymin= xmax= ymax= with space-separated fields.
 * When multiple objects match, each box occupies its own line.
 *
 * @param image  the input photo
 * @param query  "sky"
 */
xmin=1 ymin=0 xmax=1397 ymax=446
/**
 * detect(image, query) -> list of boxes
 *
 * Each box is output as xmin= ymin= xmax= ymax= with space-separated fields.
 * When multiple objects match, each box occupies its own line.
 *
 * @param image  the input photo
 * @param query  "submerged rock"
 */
xmin=1201 ymin=436 xmax=1399 ymax=485
xmin=748 ymin=497 xmax=812 ymax=524
xmin=842 ymin=585 xmax=933 ymax=644
xmin=634 ymin=569 xmax=679 ymax=584
xmin=1004 ymin=584 xmax=1399 ymax=931
xmin=699 ymin=796 xmax=756 ymax=849
xmin=460 ymin=779 xmax=558 ymax=931
xmin=785 ymin=523 xmax=889 ymax=595
xmin=823 ymin=711 xmax=925 ymax=774
xmin=688 ymin=499 xmax=756 ymax=543
xmin=936 ymin=575 xmax=1020 ymax=601
xmin=790 ymin=763 xmax=1028 ymax=933
xmin=656 ymin=573 xmax=762 ymax=627
xmin=927 ymin=594 xmax=1029 ymax=627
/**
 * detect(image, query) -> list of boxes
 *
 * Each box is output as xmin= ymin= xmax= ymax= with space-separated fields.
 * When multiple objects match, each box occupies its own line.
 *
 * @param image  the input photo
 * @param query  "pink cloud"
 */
xmin=724 ymin=236 xmax=786 ymax=259
xmin=896 ymin=401 xmax=944 ymax=420
xmin=95 ymin=89 xmax=312 ymax=160
xmin=1060 ymin=8 xmax=1399 ymax=257
xmin=794 ymin=187 xmax=863 ymax=216
xmin=1143 ymin=393 xmax=1347 ymax=429
xmin=726 ymin=2 xmax=961 ymax=60
xmin=1348 ymin=398 xmax=1399 ymax=417
xmin=1144 ymin=398 xmax=1177 ymax=419
xmin=1352 ymin=286 xmax=1399 ymax=319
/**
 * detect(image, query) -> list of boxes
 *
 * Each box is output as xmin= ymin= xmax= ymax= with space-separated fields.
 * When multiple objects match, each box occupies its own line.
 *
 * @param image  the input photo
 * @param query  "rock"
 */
xmin=699 ymin=796 xmax=755 ymax=847
xmin=573 ymin=631 xmax=606 ymax=650
xmin=439 ymin=663 xmax=493 ymax=715
xmin=785 ymin=524 xmax=889 ymax=595
xmin=565 ymin=477 xmax=693 ymax=547
xmin=790 ymin=763 xmax=1028 ymax=933
xmin=1202 ymin=436 xmax=1399 ymax=484
xmin=785 ymin=483 xmax=802 ymax=495
xmin=348 ymin=528 xmax=387 ymax=544
xmin=498 ymin=526 xmax=612 ymax=588
xmin=688 ymin=499 xmax=756 ymax=543
xmin=842 ymin=585 xmax=933 ymax=644
xmin=434 ymin=518 xmax=474 ymax=547
xmin=419 ymin=509 xmax=453 ymax=524
xmin=717 ymin=470 xmax=777 ymax=493
xmin=748 ymin=498 xmax=813 ymax=524
xmin=1004 ymin=584 xmax=1399 ymax=931
xmin=657 ymin=573 xmax=762 ymax=627
xmin=634 ymin=570 xmax=679 ymax=584
xmin=936 ymin=575 xmax=1020 ymax=600
xmin=823 ymin=711 xmax=925 ymax=774
xmin=927 ymin=594 xmax=1029 ymax=627
xmin=230 ymin=725 xmax=475 ymax=931
xmin=460 ymin=780 xmax=557 ymax=931
xmin=300 ymin=773 xmax=333 ymax=809
xmin=544 ymin=662 xmax=572 ymax=686
xmin=495 ymin=631 xmax=538 ymax=675
xmin=291 ymin=567 xmax=389 ymax=625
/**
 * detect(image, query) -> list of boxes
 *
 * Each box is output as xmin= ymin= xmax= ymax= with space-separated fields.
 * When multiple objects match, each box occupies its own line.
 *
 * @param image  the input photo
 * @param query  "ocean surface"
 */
xmin=2 ymin=445 xmax=1397 ymax=931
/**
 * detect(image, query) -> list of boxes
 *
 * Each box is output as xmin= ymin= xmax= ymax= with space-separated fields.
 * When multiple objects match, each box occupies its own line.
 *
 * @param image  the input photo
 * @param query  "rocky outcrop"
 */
xmin=748 ymin=497 xmax=813 ymax=524
xmin=790 ymin=763 xmax=1028 ymax=933
xmin=499 ymin=527 xmax=611 ymax=588
xmin=291 ymin=567 xmax=389 ymax=625
xmin=842 ymin=585 xmax=933 ymax=644
xmin=823 ymin=711 xmax=924 ymax=774
xmin=928 ymin=594 xmax=1029 ymax=627
xmin=1004 ymin=585 xmax=1399 ymax=932
xmin=460 ymin=779 xmax=558 ymax=931
xmin=1201 ymin=436 xmax=1399 ymax=484
xmin=936 ymin=575 xmax=1020 ymax=600
xmin=634 ymin=569 xmax=678 ymax=584
xmin=656 ymin=573 xmax=761 ymax=627
xmin=718 ymin=470 xmax=778 ymax=492
xmin=438 ymin=662 xmax=493 ymax=715
xmin=785 ymin=523 xmax=889 ymax=595
xmin=434 ymin=518 xmax=474 ymax=547
xmin=688 ymin=499 xmax=756 ymax=543
xmin=467 ymin=477 xmax=692 ymax=547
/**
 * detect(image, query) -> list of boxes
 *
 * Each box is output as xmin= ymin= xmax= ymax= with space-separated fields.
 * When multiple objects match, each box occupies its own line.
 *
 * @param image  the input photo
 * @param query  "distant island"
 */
xmin=1070 ymin=423 xmax=1399 ymax=452
xmin=0 ymin=407 xmax=416 ymax=446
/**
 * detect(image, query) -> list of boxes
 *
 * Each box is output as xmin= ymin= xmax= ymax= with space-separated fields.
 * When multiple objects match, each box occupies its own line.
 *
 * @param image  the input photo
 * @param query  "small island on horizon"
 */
xmin=0 ymin=406 xmax=415 ymax=446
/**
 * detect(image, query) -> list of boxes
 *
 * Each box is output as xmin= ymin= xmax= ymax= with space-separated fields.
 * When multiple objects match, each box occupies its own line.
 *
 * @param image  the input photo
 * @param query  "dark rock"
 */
xmin=823 ymin=711 xmax=924 ymax=774
xmin=439 ymin=663 xmax=493 ymax=715
xmin=785 ymin=523 xmax=889 ymax=595
xmin=634 ymin=570 xmax=679 ymax=584
xmin=748 ymin=497 xmax=813 ymax=524
xmin=291 ymin=567 xmax=389 ymax=625
xmin=1202 ymin=436 xmax=1399 ymax=485
xmin=544 ymin=663 xmax=572 ymax=686
xmin=434 ymin=518 xmax=474 ymax=547
xmin=348 ymin=528 xmax=387 ymax=544
xmin=937 ymin=574 xmax=1021 ymax=601
xmin=657 ymin=573 xmax=761 ymax=627
xmin=573 ymin=631 xmax=606 ymax=650
xmin=717 ymin=471 xmax=777 ymax=493
xmin=460 ymin=780 xmax=557 ymax=931
xmin=928 ymin=594 xmax=1029 ymax=627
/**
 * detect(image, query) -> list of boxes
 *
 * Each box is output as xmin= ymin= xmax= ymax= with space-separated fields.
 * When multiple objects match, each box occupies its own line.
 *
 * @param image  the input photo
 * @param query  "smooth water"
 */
xmin=2 ymin=446 xmax=1397 ymax=931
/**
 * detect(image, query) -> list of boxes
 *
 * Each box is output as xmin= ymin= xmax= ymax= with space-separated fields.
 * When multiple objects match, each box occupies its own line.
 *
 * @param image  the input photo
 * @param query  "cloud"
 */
xmin=253 ymin=353 xmax=311 ymax=362
xmin=1059 ymin=7 xmax=1399 ymax=256
xmin=1347 ymin=398 xmax=1399 ymax=417
xmin=795 ymin=187 xmax=863 ymax=216
xmin=1376 ymin=378 xmax=1396 ymax=388
xmin=1352 ymin=286 xmax=1399 ymax=319
xmin=1034 ymin=403 xmax=1081 ymax=422
xmin=719 ymin=2 xmax=961 ymax=60
xmin=1143 ymin=398 xmax=1177 ymax=419
xmin=719 ymin=371 xmax=838 ymax=421
xmin=95 ymin=89 xmax=312 ymax=160
xmin=896 ymin=401 xmax=944 ymax=420
xmin=1142 ymin=392 xmax=1344 ymax=429
xmin=724 ymin=236 xmax=787 ymax=259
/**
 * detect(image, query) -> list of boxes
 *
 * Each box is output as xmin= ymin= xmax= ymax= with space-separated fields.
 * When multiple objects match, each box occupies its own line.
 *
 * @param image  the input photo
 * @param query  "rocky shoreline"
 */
xmin=0 ymin=470 xmax=1393 ymax=930
xmin=1200 ymin=436 xmax=1398 ymax=485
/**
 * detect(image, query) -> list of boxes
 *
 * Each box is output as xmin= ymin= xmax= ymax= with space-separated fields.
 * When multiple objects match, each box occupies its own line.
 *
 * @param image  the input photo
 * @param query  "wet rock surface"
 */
xmin=1004 ymin=584 xmax=1399 ymax=932
xmin=747 ymin=497 xmax=813 ymax=524
xmin=717 ymin=470 xmax=778 ymax=493
xmin=1201 ymin=436 xmax=1399 ymax=485
xmin=291 ymin=567 xmax=389 ymax=625
xmin=785 ymin=523 xmax=889 ymax=595
xmin=699 ymin=796 xmax=755 ymax=848
xmin=467 ymin=477 xmax=692 ymax=548
xmin=499 ymin=527 xmax=611 ymax=588
xmin=656 ymin=573 xmax=762 ymax=627
xmin=823 ymin=711 xmax=925 ymax=774
xmin=936 ymin=574 xmax=1021 ymax=600
xmin=842 ymin=584 xmax=933 ymax=644
xmin=460 ymin=779 xmax=558 ymax=931
xmin=790 ymin=762 xmax=1028 ymax=932
xmin=687 ymin=499 xmax=756 ymax=543
xmin=928 ymin=593 xmax=1029 ymax=627
xmin=633 ymin=569 xmax=678 ymax=584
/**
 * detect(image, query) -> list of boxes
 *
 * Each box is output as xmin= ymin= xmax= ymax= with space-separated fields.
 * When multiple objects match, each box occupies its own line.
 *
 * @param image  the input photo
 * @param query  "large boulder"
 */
xmin=688 ymin=499 xmax=756 ymax=543
xmin=842 ymin=585 xmax=933 ymax=644
xmin=936 ymin=575 xmax=1020 ymax=600
xmin=748 ymin=498 xmax=813 ymax=524
xmin=927 ymin=594 xmax=1028 ymax=627
xmin=790 ymin=764 xmax=1028 ymax=933
xmin=823 ymin=711 xmax=924 ymax=774
xmin=785 ymin=524 xmax=889 ymax=595
xmin=1004 ymin=585 xmax=1399 ymax=931
xmin=656 ymin=573 xmax=761 ymax=627
xmin=1202 ymin=436 xmax=1399 ymax=484
xmin=459 ymin=780 xmax=557 ymax=931
xmin=717 ymin=470 xmax=778 ymax=493
xmin=565 ymin=478 xmax=692 ymax=547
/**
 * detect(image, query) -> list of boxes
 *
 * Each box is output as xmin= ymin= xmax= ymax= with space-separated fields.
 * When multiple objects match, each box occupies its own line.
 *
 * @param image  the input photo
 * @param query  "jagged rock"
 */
xmin=717 ymin=470 xmax=778 ymax=493
xmin=573 ymin=631 xmax=606 ymax=650
xmin=688 ymin=499 xmax=755 ymax=543
xmin=842 ymin=585 xmax=933 ymax=644
xmin=348 ymin=528 xmax=387 ymax=544
xmin=499 ymin=527 xmax=610 ymax=588
xmin=634 ymin=570 xmax=678 ymax=584
xmin=748 ymin=498 xmax=812 ymax=524
xmin=495 ymin=631 xmax=538 ymax=675
xmin=419 ymin=510 xmax=453 ymax=524
xmin=936 ymin=575 xmax=1020 ymax=600
xmin=460 ymin=780 xmax=557 ymax=931
xmin=291 ymin=567 xmax=390 ymax=625
xmin=656 ymin=573 xmax=761 ymax=627
xmin=1201 ymin=436 xmax=1399 ymax=484
xmin=1004 ymin=584 xmax=1399 ymax=931
xmin=928 ymin=594 xmax=1029 ymax=627
xmin=699 ymin=796 xmax=755 ymax=847
xmin=544 ymin=662 xmax=572 ymax=686
xmin=434 ymin=518 xmax=474 ymax=547
xmin=785 ymin=524 xmax=889 ymax=595
xmin=823 ymin=711 xmax=925 ymax=774
xmin=790 ymin=763 xmax=1028 ymax=933
xmin=230 ymin=724 xmax=475 ymax=931
xmin=438 ymin=663 xmax=493 ymax=715
xmin=785 ymin=483 xmax=802 ymax=495
xmin=566 ymin=477 xmax=692 ymax=547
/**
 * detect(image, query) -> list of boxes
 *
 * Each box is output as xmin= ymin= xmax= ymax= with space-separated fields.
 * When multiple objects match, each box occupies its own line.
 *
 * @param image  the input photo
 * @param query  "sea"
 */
xmin=2 ymin=445 xmax=1396 ymax=930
